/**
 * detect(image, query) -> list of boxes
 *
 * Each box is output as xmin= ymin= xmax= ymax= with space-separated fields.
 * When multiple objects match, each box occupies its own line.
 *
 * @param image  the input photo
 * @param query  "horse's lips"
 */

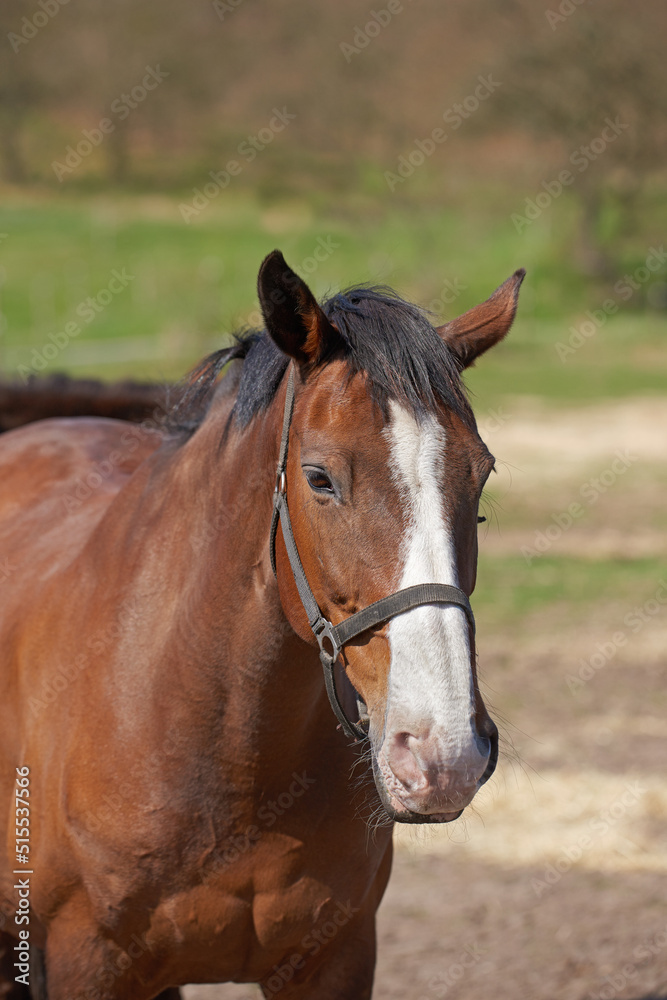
xmin=387 ymin=796 xmax=463 ymax=824
xmin=368 ymin=751 xmax=465 ymax=825
xmin=377 ymin=779 xmax=464 ymax=825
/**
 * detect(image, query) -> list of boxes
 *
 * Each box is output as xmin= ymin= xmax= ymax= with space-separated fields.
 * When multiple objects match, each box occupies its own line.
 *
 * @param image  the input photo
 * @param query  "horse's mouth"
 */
xmin=370 ymin=756 xmax=466 ymax=824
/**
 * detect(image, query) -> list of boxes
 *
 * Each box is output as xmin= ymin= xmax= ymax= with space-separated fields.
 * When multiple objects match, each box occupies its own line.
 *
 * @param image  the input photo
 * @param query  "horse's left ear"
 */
xmin=257 ymin=250 xmax=339 ymax=366
xmin=436 ymin=269 xmax=526 ymax=369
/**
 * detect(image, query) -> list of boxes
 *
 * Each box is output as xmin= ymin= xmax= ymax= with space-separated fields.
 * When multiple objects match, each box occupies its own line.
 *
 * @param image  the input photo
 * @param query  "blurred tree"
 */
xmin=0 ymin=0 xmax=468 ymax=187
xmin=465 ymin=0 xmax=667 ymax=273
xmin=52 ymin=0 xmax=190 ymax=183
xmin=0 ymin=0 xmax=664 ymax=218
xmin=0 ymin=0 xmax=50 ymax=181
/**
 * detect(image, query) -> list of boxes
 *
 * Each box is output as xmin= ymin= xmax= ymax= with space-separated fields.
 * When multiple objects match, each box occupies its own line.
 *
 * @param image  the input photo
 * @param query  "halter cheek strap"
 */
xmin=270 ymin=366 xmax=475 ymax=742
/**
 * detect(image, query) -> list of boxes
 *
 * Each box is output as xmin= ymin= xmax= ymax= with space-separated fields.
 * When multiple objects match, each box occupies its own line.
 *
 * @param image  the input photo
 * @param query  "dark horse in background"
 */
xmin=0 ymin=252 xmax=524 ymax=998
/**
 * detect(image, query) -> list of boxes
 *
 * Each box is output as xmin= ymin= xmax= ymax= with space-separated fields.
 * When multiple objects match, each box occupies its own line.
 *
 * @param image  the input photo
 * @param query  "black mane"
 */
xmin=173 ymin=286 xmax=473 ymax=431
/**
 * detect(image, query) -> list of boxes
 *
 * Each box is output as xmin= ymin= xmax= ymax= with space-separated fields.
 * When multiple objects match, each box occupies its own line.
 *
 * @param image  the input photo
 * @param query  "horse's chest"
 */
xmin=151 ymin=854 xmax=358 ymax=983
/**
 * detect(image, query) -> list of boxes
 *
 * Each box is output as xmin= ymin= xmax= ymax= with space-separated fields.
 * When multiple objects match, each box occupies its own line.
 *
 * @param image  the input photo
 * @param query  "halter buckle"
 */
xmin=274 ymin=470 xmax=286 ymax=495
xmin=313 ymin=618 xmax=341 ymax=665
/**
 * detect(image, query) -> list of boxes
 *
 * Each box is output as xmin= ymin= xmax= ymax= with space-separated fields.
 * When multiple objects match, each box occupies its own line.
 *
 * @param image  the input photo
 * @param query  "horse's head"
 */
xmin=258 ymin=251 xmax=524 ymax=824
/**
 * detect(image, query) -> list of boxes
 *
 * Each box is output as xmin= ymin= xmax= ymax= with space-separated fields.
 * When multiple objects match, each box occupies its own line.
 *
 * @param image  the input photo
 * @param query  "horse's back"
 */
xmin=0 ymin=416 xmax=160 ymax=524
xmin=0 ymin=416 xmax=164 ymax=576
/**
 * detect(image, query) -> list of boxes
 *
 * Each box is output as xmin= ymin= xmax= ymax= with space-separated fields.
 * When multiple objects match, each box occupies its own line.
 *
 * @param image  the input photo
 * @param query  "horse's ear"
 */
xmin=436 ymin=269 xmax=526 ymax=369
xmin=257 ymin=250 xmax=338 ymax=365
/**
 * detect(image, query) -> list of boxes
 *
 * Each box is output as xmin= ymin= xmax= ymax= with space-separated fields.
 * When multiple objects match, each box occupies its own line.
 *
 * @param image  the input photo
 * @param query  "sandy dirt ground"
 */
xmin=183 ymin=398 xmax=667 ymax=1000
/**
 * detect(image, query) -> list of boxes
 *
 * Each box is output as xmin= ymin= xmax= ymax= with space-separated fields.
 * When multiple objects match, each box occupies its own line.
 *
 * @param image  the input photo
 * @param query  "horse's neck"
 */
xmin=110 ymin=391 xmax=332 ymax=771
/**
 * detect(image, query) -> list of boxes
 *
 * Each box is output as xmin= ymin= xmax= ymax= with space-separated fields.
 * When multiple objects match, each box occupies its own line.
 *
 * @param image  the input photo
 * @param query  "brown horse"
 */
xmin=0 ymin=251 xmax=524 ymax=999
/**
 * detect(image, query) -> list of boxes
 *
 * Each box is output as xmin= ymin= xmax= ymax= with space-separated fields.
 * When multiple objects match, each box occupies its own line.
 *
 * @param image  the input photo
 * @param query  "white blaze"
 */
xmin=384 ymin=403 xmax=482 ymax=769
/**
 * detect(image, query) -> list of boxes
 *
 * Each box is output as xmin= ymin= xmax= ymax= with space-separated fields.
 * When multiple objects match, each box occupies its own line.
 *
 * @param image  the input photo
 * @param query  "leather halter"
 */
xmin=270 ymin=366 xmax=476 ymax=742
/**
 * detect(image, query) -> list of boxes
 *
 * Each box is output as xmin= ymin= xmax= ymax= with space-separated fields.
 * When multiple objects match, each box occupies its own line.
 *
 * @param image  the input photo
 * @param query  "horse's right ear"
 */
xmin=257 ymin=250 xmax=339 ymax=366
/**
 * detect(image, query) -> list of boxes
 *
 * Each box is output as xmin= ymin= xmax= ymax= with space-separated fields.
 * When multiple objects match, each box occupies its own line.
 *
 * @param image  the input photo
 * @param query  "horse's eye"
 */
xmin=305 ymin=469 xmax=334 ymax=494
xmin=477 ymin=516 xmax=486 ymax=524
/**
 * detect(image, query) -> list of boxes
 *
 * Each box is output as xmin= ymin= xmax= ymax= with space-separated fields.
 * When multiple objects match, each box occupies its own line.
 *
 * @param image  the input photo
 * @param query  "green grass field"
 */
xmin=1 ymin=191 xmax=664 ymax=628
xmin=474 ymin=554 xmax=666 ymax=630
xmin=1 ymin=192 xmax=665 ymax=397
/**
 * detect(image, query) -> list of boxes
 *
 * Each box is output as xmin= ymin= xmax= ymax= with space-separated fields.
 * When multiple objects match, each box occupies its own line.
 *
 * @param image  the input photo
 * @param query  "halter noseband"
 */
xmin=269 ymin=366 xmax=475 ymax=742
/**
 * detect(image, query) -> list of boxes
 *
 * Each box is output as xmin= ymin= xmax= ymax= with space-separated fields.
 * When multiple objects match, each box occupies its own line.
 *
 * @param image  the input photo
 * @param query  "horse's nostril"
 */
xmin=478 ymin=722 xmax=499 ymax=785
xmin=478 ymin=714 xmax=498 ymax=741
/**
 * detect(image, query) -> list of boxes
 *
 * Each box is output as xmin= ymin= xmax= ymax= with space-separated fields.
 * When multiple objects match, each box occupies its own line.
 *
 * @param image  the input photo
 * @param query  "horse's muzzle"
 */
xmin=372 ymin=718 xmax=498 ymax=824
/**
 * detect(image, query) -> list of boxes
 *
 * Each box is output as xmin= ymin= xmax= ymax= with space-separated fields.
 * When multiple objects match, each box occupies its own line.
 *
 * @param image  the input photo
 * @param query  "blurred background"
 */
xmin=1 ymin=0 xmax=665 ymax=996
